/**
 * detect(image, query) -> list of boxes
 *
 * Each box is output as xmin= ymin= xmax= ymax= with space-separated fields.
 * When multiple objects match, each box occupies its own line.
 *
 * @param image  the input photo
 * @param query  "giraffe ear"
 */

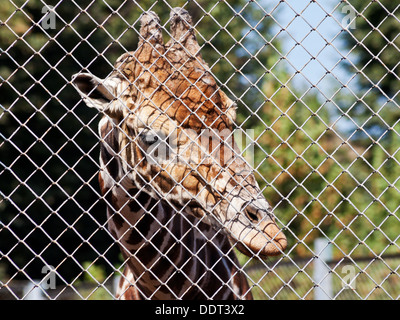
xmin=72 ymin=73 xmax=121 ymax=112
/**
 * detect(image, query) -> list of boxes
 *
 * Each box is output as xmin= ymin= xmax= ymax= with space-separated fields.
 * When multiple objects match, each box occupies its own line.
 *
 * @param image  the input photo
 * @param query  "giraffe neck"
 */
xmin=107 ymin=188 xmax=245 ymax=299
xmin=98 ymin=117 xmax=251 ymax=300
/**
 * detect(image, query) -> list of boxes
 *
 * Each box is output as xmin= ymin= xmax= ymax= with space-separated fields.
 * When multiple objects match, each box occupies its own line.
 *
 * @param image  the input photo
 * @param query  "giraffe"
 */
xmin=72 ymin=8 xmax=287 ymax=300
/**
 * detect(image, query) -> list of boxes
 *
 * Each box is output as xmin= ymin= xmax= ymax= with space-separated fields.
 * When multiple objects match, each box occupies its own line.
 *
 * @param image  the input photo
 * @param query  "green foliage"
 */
xmin=236 ymin=0 xmax=400 ymax=259
xmin=336 ymin=0 xmax=400 ymax=256
xmin=238 ymin=66 xmax=358 ymax=257
xmin=346 ymin=0 xmax=400 ymax=101
xmin=82 ymin=261 xmax=106 ymax=283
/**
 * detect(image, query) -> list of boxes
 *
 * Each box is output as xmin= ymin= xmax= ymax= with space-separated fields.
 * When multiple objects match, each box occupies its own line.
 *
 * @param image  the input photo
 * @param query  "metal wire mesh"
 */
xmin=1 ymin=0 xmax=399 ymax=300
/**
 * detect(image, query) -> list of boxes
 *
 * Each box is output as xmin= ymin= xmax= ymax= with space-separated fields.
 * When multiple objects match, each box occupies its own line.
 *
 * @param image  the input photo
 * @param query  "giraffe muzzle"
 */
xmin=235 ymin=219 xmax=287 ymax=257
xmin=225 ymin=201 xmax=287 ymax=257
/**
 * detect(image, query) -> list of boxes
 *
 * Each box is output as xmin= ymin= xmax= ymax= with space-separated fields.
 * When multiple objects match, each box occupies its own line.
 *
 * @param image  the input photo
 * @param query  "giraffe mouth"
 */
xmin=227 ymin=219 xmax=287 ymax=258
xmin=221 ymin=203 xmax=287 ymax=258
xmin=192 ymin=198 xmax=287 ymax=257
xmin=184 ymin=204 xmax=286 ymax=257
xmin=202 ymin=196 xmax=286 ymax=258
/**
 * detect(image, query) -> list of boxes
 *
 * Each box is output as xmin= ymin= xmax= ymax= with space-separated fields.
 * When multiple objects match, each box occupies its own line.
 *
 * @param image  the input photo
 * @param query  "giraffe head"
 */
xmin=72 ymin=8 xmax=286 ymax=257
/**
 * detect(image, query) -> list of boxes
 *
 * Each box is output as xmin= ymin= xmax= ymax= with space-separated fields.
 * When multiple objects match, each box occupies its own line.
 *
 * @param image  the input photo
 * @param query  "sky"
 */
xmin=266 ymin=0 xmax=354 ymax=99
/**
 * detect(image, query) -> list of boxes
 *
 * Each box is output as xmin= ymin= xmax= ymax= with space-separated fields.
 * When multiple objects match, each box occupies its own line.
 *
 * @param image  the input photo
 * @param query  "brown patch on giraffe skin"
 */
xmin=110 ymin=228 xmax=118 ymax=240
xmin=180 ymin=171 xmax=200 ymax=193
xmin=99 ymin=179 xmax=127 ymax=234
xmin=229 ymin=259 xmax=253 ymax=300
xmin=98 ymin=174 xmax=106 ymax=195
xmin=126 ymin=203 xmax=178 ymax=268
xmin=126 ymin=198 xmax=160 ymax=247
xmin=196 ymin=164 xmax=217 ymax=185
xmin=103 ymin=191 xmax=125 ymax=229
xmin=149 ymin=167 xmax=178 ymax=195
xmin=147 ymin=240 xmax=178 ymax=279
xmin=125 ymin=217 xmax=152 ymax=247
xmin=110 ymin=213 xmax=124 ymax=231
xmin=135 ymin=240 xmax=160 ymax=267
xmin=128 ymin=190 xmax=150 ymax=213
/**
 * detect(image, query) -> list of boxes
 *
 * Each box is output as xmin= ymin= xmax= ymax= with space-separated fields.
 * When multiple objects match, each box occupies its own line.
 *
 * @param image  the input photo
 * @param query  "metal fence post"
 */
xmin=23 ymin=280 xmax=46 ymax=300
xmin=313 ymin=238 xmax=333 ymax=300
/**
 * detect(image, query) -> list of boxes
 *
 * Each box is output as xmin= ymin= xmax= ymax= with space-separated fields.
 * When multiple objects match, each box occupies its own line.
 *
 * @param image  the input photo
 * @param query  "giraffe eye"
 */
xmin=138 ymin=131 xmax=160 ymax=146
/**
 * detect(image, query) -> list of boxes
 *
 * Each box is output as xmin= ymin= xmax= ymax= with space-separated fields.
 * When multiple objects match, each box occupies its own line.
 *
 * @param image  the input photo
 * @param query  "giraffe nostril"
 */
xmin=242 ymin=200 xmax=275 ymax=224
xmin=244 ymin=206 xmax=259 ymax=223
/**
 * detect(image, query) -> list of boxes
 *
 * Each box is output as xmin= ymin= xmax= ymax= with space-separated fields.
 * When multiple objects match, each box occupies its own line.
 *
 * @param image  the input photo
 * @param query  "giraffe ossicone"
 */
xmin=72 ymin=8 xmax=286 ymax=299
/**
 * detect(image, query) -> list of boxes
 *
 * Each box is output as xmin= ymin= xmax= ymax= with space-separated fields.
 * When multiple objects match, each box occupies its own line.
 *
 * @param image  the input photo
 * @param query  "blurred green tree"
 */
xmin=338 ymin=0 xmax=400 ymax=256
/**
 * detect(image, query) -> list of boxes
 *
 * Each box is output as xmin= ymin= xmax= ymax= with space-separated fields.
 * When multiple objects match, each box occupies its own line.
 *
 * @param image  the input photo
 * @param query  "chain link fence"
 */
xmin=1 ymin=0 xmax=399 ymax=300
